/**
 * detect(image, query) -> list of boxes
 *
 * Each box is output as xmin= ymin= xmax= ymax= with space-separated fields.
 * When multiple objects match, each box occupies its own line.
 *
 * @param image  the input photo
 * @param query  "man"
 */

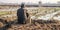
xmin=17 ymin=3 xmax=28 ymax=24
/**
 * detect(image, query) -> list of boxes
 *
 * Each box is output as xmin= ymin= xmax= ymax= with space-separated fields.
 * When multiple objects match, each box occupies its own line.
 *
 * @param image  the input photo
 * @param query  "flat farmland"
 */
xmin=0 ymin=7 xmax=60 ymax=30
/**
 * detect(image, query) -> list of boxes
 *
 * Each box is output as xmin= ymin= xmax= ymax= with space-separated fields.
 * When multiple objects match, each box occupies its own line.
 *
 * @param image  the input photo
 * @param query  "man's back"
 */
xmin=17 ymin=8 xmax=25 ymax=17
xmin=17 ymin=8 xmax=25 ymax=24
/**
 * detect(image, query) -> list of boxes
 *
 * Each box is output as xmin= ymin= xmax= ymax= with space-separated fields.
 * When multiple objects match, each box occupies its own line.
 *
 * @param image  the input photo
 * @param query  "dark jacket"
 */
xmin=17 ymin=8 xmax=26 ymax=24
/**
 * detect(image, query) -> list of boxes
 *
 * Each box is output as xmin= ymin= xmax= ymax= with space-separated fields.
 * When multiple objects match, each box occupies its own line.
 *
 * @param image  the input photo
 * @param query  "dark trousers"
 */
xmin=18 ymin=17 xmax=25 ymax=24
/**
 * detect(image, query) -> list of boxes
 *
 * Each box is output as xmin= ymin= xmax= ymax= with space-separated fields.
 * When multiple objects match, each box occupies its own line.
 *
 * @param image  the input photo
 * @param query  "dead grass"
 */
xmin=0 ymin=7 xmax=60 ymax=30
xmin=7 ymin=21 xmax=60 ymax=30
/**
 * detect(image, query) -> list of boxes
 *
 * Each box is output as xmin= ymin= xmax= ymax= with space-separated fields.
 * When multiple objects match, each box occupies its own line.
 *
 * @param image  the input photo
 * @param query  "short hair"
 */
xmin=21 ymin=3 xmax=25 ymax=8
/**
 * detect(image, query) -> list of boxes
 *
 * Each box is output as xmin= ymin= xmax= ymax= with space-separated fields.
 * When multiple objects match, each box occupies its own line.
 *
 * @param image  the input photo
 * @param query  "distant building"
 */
xmin=39 ymin=1 xmax=42 ymax=7
xmin=38 ymin=1 xmax=60 ymax=7
xmin=57 ymin=1 xmax=60 ymax=4
xmin=41 ymin=3 xmax=60 ymax=7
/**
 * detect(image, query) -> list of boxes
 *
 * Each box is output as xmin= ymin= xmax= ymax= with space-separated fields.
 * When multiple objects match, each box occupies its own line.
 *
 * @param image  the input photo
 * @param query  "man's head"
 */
xmin=21 ymin=3 xmax=25 ymax=8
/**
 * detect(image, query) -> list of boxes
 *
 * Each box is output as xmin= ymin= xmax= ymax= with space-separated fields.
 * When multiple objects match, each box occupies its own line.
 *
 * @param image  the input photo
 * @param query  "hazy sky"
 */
xmin=0 ymin=0 xmax=60 ymax=4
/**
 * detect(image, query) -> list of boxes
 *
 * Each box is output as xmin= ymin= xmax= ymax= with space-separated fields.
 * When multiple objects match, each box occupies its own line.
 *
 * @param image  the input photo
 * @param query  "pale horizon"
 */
xmin=0 ymin=0 xmax=60 ymax=4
